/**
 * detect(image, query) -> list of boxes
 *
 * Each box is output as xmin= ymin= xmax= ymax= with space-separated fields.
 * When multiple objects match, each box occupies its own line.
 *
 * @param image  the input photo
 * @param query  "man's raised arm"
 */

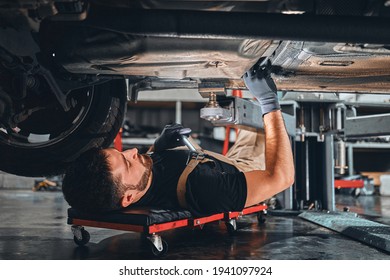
xmin=242 ymin=62 xmax=295 ymax=207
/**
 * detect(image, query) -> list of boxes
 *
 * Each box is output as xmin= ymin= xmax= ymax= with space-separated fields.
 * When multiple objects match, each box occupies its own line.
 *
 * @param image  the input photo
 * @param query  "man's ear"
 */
xmin=120 ymin=190 xmax=134 ymax=208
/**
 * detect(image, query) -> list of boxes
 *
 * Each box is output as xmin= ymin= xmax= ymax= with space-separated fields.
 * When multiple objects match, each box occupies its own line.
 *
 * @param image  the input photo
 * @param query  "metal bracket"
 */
xmin=146 ymin=234 xmax=163 ymax=252
xmin=201 ymin=96 xmax=296 ymax=136
xmin=71 ymin=225 xmax=84 ymax=241
xmin=226 ymin=218 xmax=237 ymax=231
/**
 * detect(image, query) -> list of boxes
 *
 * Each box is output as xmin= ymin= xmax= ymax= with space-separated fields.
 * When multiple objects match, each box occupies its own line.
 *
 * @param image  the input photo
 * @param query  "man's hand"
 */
xmin=153 ymin=123 xmax=192 ymax=152
xmin=243 ymin=60 xmax=280 ymax=116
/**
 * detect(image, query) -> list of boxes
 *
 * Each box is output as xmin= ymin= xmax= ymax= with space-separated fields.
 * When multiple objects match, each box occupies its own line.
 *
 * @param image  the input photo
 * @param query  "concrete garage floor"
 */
xmin=1 ymin=189 xmax=390 ymax=260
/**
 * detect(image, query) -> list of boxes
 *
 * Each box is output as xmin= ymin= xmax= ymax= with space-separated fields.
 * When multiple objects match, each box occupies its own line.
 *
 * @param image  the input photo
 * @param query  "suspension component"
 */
xmin=200 ymin=92 xmax=231 ymax=122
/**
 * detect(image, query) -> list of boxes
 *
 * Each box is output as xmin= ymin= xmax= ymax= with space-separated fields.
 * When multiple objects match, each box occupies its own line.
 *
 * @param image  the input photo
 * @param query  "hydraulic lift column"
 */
xmin=290 ymin=99 xmax=338 ymax=211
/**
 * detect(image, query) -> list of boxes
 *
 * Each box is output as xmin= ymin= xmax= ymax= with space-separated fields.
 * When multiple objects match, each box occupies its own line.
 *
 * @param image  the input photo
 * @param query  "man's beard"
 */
xmin=136 ymin=154 xmax=153 ymax=191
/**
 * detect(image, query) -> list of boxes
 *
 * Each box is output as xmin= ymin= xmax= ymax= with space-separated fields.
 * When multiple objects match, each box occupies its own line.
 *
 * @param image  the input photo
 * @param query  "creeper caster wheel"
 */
xmin=225 ymin=219 xmax=237 ymax=235
xmin=146 ymin=234 xmax=168 ymax=257
xmin=257 ymin=211 xmax=267 ymax=224
xmin=72 ymin=225 xmax=90 ymax=246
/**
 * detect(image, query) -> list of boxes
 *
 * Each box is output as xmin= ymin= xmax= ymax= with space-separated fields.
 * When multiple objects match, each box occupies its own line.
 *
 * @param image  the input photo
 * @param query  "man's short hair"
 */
xmin=62 ymin=148 xmax=127 ymax=213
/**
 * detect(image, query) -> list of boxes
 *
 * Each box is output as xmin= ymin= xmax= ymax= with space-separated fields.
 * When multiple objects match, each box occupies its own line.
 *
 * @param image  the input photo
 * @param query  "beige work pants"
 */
xmin=225 ymin=129 xmax=265 ymax=172
xmin=194 ymin=129 xmax=265 ymax=172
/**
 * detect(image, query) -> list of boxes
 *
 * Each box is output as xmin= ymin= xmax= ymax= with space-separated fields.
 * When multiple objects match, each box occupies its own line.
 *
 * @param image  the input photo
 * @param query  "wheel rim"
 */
xmin=0 ymin=87 xmax=94 ymax=148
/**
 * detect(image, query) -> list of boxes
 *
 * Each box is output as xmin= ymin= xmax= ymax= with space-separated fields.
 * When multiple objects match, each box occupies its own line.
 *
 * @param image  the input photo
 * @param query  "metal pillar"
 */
xmin=293 ymin=134 xmax=335 ymax=211
xmin=324 ymin=134 xmax=335 ymax=211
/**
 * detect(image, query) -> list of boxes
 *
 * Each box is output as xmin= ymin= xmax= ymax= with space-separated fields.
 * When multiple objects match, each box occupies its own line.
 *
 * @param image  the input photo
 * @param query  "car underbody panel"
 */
xmin=41 ymin=25 xmax=272 ymax=81
xmin=34 ymin=0 xmax=390 ymax=93
xmin=272 ymin=41 xmax=390 ymax=94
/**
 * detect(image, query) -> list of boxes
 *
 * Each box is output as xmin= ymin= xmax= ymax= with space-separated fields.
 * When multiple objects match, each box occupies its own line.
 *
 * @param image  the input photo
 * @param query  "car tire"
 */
xmin=0 ymin=79 xmax=127 ymax=177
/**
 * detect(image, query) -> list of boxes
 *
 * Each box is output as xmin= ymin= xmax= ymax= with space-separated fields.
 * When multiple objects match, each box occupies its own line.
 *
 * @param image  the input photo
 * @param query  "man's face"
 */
xmin=104 ymin=148 xmax=153 ymax=190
